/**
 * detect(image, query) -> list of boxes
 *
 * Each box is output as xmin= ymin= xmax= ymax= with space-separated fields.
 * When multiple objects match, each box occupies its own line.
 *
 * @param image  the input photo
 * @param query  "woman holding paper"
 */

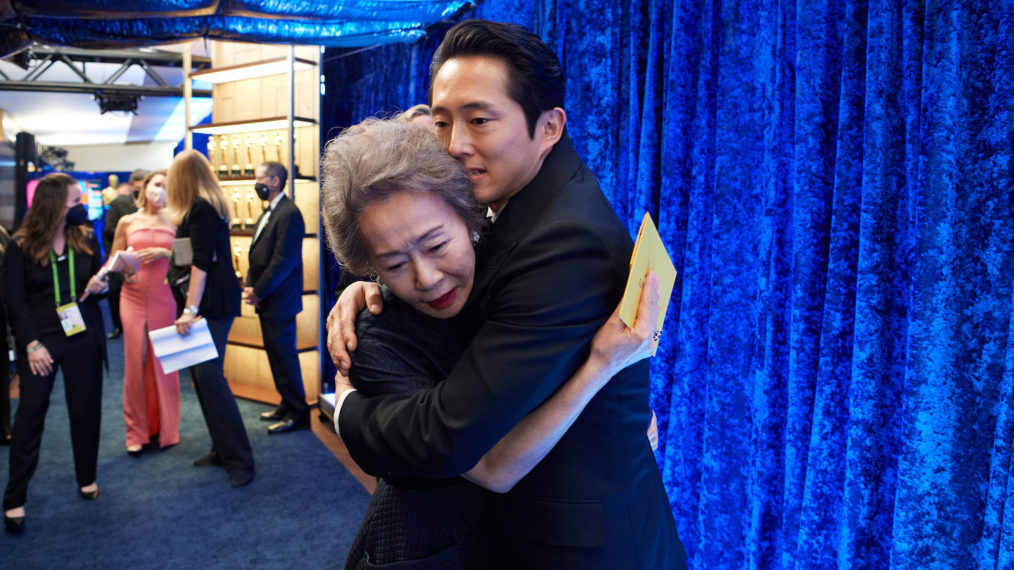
xmin=109 ymin=169 xmax=181 ymax=455
xmin=165 ymin=150 xmax=253 ymax=489
xmin=2 ymin=173 xmax=108 ymax=533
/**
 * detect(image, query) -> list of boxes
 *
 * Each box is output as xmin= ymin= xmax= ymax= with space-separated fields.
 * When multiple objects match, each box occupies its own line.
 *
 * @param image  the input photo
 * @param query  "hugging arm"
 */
xmin=337 ymin=222 xmax=631 ymax=480
xmin=463 ymin=272 xmax=661 ymax=493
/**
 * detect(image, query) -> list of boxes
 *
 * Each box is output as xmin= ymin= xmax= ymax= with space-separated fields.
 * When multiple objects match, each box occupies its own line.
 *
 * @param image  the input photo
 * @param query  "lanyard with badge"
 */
xmin=51 ymin=249 xmax=86 ymax=336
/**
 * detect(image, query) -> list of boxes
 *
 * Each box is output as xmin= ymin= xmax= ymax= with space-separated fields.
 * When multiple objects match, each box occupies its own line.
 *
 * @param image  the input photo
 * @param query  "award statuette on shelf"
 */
xmin=217 ymin=135 xmax=230 ymax=178
xmin=232 ymin=244 xmax=244 ymax=279
xmin=206 ymin=137 xmax=218 ymax=174
xmin=231 ymin=190 xmax=243 ymax=230
xmin=231 ymin=134 xmax=242 ymax=177
xmin=273 ymin=130 xmax=284 ymax=164
xmin=245 ymin=189 xmax=258 ymax=227
xmin=244 ymin=133 xmax=255 ymax=176
xmin=259 ymin=132 xmax=269 ymax=164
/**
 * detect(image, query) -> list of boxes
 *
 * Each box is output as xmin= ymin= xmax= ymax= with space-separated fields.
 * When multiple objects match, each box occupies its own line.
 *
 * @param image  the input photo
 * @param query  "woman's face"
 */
xmin=358 ymin=190 xmax=475 ymax=319
xmin=64 ymin=183 xmax=82 ymax=216
xmin=145 ymin=174 xmax=167 ymax=209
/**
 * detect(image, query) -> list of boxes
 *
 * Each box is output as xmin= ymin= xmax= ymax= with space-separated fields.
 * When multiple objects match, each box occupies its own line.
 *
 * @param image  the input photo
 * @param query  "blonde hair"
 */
xmin=165 ymin=149 xmax=232 ymax=224
xmin=320 ymin=118 xmax=483 ymax=277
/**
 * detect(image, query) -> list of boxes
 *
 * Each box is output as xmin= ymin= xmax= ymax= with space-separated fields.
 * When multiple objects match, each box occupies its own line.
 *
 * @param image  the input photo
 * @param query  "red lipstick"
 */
xmin=426 ymin=288 xmax=457 ymax=310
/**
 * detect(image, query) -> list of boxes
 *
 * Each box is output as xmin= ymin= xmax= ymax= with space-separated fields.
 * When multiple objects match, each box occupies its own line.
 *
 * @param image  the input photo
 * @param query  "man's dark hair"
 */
xmin=429 ymin=20 xmax=565 ymax=138
xmin=261 ymin=161 xmax=288 ymax=191
xmin=128 ymin=169 xmax=147 ymax=184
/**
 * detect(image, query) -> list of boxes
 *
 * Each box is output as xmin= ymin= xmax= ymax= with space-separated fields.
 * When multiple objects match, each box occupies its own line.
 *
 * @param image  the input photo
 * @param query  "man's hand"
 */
xmin=647 ymin=411 xmax=658 ymax=451
xmin=242 ymin=287 xmax=260 ymax=307
xmin=588 ymin=270 xmax=661 ymax=377
xmin=326 ymin=281 xmax=383 ymax=375
xmin=334 ymin=371 xmax=354 ymax=394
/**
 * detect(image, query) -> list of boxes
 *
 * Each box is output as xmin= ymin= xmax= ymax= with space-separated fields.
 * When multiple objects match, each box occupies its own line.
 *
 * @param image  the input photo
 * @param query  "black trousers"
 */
xmin=259 ymin=314 xmax=308 ymax=421
xmin=190 ymin=316 xmax=254 ymax=476
xmin=3 ymin=331 xmax=103 ymax=510
xmin=107 ymin=273 xmax=123 ymax=330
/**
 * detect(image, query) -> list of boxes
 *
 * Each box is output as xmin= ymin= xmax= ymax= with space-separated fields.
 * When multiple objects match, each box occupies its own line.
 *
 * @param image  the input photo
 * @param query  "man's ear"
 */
xmin=537 ymin=107 xmax=567 ymax=156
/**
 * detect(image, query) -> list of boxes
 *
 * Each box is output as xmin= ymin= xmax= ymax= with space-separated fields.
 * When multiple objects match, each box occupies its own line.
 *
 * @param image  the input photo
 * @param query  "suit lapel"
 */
xmin=252 ymin=196 xmax=284 ymax=246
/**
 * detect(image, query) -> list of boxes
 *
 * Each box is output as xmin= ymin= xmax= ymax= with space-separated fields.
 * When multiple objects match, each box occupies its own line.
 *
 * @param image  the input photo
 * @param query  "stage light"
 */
xmin=94 ymin=92 xmax=141 ymax=114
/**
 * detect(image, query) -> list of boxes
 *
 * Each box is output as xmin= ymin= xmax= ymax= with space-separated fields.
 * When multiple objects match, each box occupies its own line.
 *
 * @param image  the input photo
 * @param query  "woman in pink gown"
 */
xmin=109 ymin=169 xmax=180 ymax=454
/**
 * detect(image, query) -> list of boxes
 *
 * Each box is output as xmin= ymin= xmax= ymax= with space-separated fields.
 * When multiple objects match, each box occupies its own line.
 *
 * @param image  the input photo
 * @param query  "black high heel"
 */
xmin=3 ymin=513 xmax=25 ymax=534
xmin=79 ymin=487 xmax=99 ymax=500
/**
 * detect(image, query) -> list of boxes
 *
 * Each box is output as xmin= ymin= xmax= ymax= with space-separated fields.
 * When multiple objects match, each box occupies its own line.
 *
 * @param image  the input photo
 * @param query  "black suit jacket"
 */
xmin=245 ymin=194 xmax=303 ymax=321
xmin=339 ymin=134 xmax=685 ymax=569
xmin=172 ymin=197 xmax=240 ymax=320
xmin=103 ymin=194 xmax=135 ymax=255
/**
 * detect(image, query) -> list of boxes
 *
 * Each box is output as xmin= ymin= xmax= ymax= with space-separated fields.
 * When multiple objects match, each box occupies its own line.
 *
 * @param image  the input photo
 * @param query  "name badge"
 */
xmin=56 ymin=302 xmax=87 ymax=337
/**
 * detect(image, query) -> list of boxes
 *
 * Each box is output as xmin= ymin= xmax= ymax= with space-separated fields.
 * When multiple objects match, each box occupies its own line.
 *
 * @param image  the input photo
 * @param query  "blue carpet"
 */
xmin=1 ymin=301 xmax=371 ymax=568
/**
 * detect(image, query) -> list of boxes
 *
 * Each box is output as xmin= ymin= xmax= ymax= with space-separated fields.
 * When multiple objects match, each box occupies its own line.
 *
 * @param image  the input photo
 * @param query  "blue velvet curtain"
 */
xmin=319 ymin=2 xmax=1013 ymax=567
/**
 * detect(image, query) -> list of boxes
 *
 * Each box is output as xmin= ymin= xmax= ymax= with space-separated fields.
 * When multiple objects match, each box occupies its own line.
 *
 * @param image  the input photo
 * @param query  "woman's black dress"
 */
xmin=344 ymin=286 xmax=487 ymax=570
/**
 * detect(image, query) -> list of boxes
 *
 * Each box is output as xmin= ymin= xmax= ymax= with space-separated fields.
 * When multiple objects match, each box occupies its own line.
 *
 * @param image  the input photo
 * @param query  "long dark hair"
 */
xmin=14 ymin=172 xmax=94 ymax=264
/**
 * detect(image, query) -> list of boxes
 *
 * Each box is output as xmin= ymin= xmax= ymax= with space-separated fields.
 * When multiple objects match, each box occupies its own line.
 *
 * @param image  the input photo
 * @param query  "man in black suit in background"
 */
xmin=102 ymin=169 xmax=146 ymax=339
xmin=327 ymin=20 xmax=685 ymax=569
xmin=243 ymin=161 xmax=309 ymax=434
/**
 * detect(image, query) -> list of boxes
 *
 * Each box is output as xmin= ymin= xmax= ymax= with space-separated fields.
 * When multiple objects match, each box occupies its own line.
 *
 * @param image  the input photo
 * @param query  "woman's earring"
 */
xmin=472 ymin=231 xmax=481 ymax=245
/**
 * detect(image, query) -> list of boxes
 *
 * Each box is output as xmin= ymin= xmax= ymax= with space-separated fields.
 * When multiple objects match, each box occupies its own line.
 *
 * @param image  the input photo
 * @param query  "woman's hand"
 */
xmin=26 ymin=341 xmax=54 ymax=376
xmin=175 ymin=311 xmax=196 ymax=336
xmin=135 ymin=247 xmax=170 ymax=264
xmin=79 ymin=273 xmax=109 ymax=301
xmin=588 ymin=270 xmax=662 ymax=380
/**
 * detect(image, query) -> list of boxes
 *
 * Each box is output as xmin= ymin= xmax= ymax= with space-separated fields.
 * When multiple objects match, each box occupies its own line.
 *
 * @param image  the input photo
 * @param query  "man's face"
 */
xmin=431 ymin=56 xmax=549 ymax=212
xmin=254 ymin=165 xmax=278 ymax=194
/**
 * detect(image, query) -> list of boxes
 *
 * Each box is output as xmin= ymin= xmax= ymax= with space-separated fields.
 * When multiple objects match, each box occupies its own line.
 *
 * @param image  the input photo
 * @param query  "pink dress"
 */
xmin=120 ymin=225 xmax=180 ymax=449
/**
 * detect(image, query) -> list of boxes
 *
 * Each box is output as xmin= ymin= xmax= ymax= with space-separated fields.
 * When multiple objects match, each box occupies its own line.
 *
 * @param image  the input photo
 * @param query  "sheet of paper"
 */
xmin=148 ymin=318 xmax=218 ymax=374
xmin=619 ymin=212 xmax=678 ymax=355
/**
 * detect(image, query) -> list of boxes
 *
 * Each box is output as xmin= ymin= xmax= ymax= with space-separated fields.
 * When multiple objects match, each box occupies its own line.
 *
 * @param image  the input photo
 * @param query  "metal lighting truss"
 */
xmin=0 ymin=44 xmax=212 ymax=98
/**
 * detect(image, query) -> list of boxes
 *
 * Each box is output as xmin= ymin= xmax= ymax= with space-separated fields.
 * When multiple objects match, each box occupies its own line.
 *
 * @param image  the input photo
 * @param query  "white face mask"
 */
xmin=146 ymin=187 xmax=166 ymax=207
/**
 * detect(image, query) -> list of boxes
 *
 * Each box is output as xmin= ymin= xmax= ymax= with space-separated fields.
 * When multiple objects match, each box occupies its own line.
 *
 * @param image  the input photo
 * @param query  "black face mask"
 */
xmin=65 ymin=204 xmax=89 ymax=226
xmin=254 ymin=183 xmax=270 ymax=201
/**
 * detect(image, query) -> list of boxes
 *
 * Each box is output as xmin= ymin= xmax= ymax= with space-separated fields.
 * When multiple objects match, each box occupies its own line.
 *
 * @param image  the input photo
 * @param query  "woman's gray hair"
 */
xmin=320 ymin=118 xmax=484 ymax=277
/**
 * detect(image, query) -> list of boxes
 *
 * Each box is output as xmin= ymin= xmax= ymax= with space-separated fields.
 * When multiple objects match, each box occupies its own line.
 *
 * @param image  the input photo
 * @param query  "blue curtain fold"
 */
xmin=315 ymin=1 xmax=1014 ymax=567
xmin=1 ymin=1 xmax=474 ymax=51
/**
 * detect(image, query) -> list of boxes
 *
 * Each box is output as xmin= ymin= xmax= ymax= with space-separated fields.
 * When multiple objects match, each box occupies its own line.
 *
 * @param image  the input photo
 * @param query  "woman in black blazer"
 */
xmin=166 ymin=149 xmax=254 ymax=488
xmin=3 ymin=173 xmax=109 ymax=533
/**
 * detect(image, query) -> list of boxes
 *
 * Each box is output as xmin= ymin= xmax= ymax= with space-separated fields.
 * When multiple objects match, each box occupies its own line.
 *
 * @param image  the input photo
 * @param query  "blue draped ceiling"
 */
xmin=319 ymin=2 xmax=1014 ymax=568
xmin=4 ymin=0 xmax=1012 ymax=567
xmin=0 ymin=0 xmax=474 ymax=54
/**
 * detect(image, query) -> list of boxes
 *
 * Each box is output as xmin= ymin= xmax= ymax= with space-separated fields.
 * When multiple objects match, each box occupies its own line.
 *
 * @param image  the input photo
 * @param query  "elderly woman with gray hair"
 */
xmin=321 ymin=118 xmax=661 ymax=569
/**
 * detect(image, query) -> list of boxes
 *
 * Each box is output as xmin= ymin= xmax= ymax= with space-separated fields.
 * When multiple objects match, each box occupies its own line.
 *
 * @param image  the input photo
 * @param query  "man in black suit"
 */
xmin=327 ymin=20 xmax=685 ymax=569
xmin=102 ymin=169 xmax=145 ymax=339
xmin=243 ymin=161 xmax=308 ymax=434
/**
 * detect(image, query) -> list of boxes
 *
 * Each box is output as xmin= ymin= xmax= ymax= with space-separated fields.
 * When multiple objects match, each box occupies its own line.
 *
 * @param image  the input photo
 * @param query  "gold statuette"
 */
xmin=231 ymin=190 xmax=242 ymax=229
xmin=231 ymin=134 xmax=242 ymax=177
xmin=217 ymin=135 xmax=229 ymax=178
xmin=244 ymin=133 xmax=255 ymax=176
xmin=232 ymin=244 xmax=244 ymax=279
xmin=273 ymin=130 xmax=284 ymax=164
xmin=259 ymin=131 xmax=269 ymax=164
xmin=206 ymin=137 xmax=218 ymax=173
xmin=246 ymin=189 xmax=258 ymax=227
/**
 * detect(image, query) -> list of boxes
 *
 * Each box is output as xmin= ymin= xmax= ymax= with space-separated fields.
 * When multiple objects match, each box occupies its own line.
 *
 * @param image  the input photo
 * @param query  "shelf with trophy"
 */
xmin=186 ymin=42 xmax=322 ymax=407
